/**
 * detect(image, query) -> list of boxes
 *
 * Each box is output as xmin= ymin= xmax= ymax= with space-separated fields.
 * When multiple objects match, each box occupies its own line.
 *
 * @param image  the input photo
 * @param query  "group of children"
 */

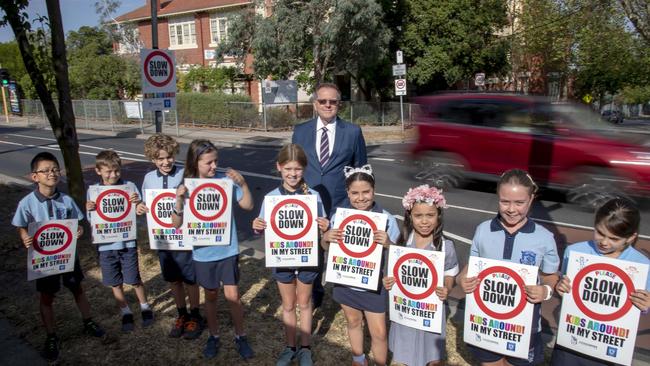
xmin=11 ymin=133 xmax=650 ymax=366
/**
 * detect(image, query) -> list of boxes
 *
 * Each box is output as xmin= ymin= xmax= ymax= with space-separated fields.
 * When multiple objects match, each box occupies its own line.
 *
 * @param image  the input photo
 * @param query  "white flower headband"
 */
xmin=402 ymin=184 xmax=447 ymax=210
xmin=343 ymin=164 xmax=373 ymax=178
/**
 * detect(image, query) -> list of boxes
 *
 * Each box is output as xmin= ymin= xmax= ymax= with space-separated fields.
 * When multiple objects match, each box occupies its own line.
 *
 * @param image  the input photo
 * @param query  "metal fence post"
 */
xmin=262 ymin=102 xmax=267 ymax=131
xmin=41 ymin=101 xmax=46 ymax=127
xmin=94 ymin=100 xmax=99 ymax=128
xmin=83 ymin=100 xmax=89 ymax=129
xmin=138 ymin=101 xmax=144 ymax=134
xmin=108 ymin=100 xmax=114 ymax=132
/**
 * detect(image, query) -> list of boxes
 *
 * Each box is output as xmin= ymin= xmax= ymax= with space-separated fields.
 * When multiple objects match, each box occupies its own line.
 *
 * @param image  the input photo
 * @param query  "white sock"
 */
xmin=120 ymin=306 xmax=132 ymax=315
xmin=352 ymin=354 xmax=365 ymax=364
xmin=140 ymin=303 xmax=151 ymax=311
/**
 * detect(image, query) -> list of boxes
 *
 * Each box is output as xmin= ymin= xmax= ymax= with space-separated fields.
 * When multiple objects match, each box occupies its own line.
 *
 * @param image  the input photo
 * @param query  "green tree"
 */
xmin=400 ymin=0 xmax=510 ymax=90
xmin=217 ymin=0 xmax=391 ymax=98
xmin=619 ymin=0 xmax=650 ymax=44
xmin=67 ymin=26 xmax=140 ymax=99
xmin=0 ymin=41 xmax=27 ymax=82
xmin=0 ymin=0 xmax=85 ymax=207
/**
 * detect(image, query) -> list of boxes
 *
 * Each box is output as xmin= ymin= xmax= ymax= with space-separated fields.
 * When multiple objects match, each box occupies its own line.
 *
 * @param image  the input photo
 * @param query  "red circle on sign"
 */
xmin=144 ymin=50 xmax=174 ymax=88
xmin=396 ymin=80 xmax=405 ymax=88
xmin=270 ymin=198 xmax=313 ymax=240
xmin=336 ymin=214 xmax=378 ymax=258
xmin=33 ymin=223 xmax=73 ymax=255
xmin=572 ymin=263 xmax=634 ymax=321
xmin=95 ymin=189 xmax=132 ymax=222
xmin=151 ymin=192 xmax=176 ymax=228
xmin=189 ymin=183 xmax=228 ymax=221
xmin=393 ymin=252 xmax=438 ymax=300
xmin=473 ymin=266 xmax=527 ymax=320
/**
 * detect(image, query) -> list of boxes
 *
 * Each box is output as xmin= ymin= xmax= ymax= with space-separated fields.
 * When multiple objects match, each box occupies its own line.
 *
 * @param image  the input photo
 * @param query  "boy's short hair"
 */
xmin=31 ymin=152 xmax=59 ymax=172
xmin=95 ymin=150 xmax=121 ymax=169
xmin=143 ymin=133 xmax=180 ymax=160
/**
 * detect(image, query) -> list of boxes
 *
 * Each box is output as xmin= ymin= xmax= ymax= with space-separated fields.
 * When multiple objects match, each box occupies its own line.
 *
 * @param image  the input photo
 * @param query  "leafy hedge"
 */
xmin=176 ymin=92 xmax=259 ymax=128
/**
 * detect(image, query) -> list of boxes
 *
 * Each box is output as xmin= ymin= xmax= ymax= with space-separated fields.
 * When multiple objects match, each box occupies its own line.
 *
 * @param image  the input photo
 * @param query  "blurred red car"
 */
xmin=411 ymin=93 xmax=650 ymax=208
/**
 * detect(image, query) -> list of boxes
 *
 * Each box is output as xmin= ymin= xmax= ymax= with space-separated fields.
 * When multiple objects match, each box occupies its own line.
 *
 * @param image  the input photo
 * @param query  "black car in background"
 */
xmin=602 ymin=110 xmax=624 ymax=124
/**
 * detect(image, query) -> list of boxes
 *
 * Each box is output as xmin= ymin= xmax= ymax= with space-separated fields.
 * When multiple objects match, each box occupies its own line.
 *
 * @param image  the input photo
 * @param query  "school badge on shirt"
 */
xmin=519 ymin=251 xmax=536 ymax=266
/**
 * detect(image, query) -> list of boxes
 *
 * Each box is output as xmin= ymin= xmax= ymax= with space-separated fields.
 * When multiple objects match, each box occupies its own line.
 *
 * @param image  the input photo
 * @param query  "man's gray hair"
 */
xmin=311 ymin=83 xmax=341 ymax=101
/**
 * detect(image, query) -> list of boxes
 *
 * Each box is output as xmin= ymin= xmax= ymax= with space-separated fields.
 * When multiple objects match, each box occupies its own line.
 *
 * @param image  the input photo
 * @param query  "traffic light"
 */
xmin=0 ymin=69 xmax=9 ymax=86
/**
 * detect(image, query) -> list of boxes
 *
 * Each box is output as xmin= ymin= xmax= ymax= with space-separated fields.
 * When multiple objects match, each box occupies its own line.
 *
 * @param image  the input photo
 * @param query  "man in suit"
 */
xmin=292 ymin=83 xmax=367 ymax=309
xmin=292 ymin=83 xmax=367 ymax=216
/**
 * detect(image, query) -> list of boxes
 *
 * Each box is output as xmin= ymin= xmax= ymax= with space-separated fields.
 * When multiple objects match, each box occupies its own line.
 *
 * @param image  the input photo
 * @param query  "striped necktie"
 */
xmin=319 ymin=126 xmax=330 ymax=167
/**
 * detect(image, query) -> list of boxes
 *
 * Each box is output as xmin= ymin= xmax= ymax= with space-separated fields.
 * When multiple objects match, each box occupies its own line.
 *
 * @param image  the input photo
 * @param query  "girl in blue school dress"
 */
xmin=322 ymin=164 xmax=400 ymax=366
xmin=252 ymin=144 xmax=330 ymax=366
xmin=458 ymin=168 xmax=560 ymax=366
xmin=551 ymin=198 xmax=650 ymax=366
xmin=383 ymin=185 xmax=459 ymax=366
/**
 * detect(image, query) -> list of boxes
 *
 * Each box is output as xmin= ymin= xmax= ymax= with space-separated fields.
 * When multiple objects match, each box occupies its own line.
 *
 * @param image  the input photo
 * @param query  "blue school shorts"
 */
xmin=99 ymin=247 xmax=142 ymax=287
xmin=273 ymin=267 xmax=319 ymax=284
xmin=468 ymin=332 xmax=544 ymax=366
xmin=36 ymin=257 xmax=85 ymax=294
xmin=194 ymin=255 xmax=239 ymax=290
xmin=158 ymin=250 xmax=196 ymax=285
xmin=551 ymin=345 xmax=619 ymax=366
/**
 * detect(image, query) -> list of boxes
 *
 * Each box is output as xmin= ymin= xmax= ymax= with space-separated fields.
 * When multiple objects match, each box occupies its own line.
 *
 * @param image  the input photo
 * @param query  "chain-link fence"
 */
xmin=19 ymin=99 xmax=415 ymax=133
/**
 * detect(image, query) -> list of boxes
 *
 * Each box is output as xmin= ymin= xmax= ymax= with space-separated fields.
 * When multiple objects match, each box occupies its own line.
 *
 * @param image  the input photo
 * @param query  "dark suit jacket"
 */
xmin=292 ymin=117 xmax=367 ymax=215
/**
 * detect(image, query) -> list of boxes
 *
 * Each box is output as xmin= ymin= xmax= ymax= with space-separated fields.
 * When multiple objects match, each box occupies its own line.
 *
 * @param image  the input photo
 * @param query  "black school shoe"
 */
xmin=121 ymin=314 xmax=135 ymax=333
xmin=83 ymin=319 xmax=106 ymax=337
xmin=42 ymin=334 xmax=60 ymax=362
xmin=141 ymin=309 xmax=155 ymax=328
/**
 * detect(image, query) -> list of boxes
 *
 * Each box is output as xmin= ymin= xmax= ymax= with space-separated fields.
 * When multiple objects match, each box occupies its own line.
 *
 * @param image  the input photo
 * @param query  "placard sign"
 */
xmin=325 ymin=208 xmax=387 ymax=290
xmin=27 ymin=219 xmax=78 ymax=281
xmin=88 ymin=185 xmax=136 ymax=244
xmin=145 ymin=189 xmax=186 ymax=250
xmin=264 ymin=195 xmax=319 ymax=267
xmin=556 ymin=252 xmax=648 ymax=365
xmin=140 ymin=48 xmax=177 ymax=112
xmin=463 ymin=256 xmax=538 ymax=359
xmin=183 ymin=178 xmax=232 ymax=246
xmin=388 ymin=245 xmax=445 ymax=333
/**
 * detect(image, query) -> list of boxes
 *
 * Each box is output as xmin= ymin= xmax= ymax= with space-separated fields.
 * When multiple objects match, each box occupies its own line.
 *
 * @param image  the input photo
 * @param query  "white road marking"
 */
xmin=8 ymin=133 xmax=650 ymax=240
xmin=371 ymin=157 xmax=395 ymax=162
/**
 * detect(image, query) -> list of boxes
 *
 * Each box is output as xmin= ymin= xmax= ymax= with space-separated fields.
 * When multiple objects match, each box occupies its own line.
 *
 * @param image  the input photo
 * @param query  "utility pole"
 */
xmin=151 ymin=0 xmax=162 ymax=133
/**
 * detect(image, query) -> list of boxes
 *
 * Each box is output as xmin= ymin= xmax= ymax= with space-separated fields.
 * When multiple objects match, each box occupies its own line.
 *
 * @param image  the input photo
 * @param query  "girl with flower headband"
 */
xmin=382 ymin=185 xmax=459 ymax=366
xmin=322 ymin=164 xmax=400 ymax=366
xmin=458 ymin=168 xmax=559 ymax=366
xmin=252 ymin=144 xmax=329 ymax=366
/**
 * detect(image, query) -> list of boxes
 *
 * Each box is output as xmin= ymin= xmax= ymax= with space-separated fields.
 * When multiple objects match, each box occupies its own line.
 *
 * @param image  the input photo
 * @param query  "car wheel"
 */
xmin=413 ymin=152 xmax=465 ymax=190
xmin=566 ymin=168 xmax=634 ymax=210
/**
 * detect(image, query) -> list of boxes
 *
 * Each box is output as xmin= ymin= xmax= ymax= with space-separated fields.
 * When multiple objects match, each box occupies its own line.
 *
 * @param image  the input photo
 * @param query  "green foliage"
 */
xmin=217 ymin=0 xmax=391 ymax=93
xmin=621 ymin=85 xmax=650 ymax=104
xmin=0 ymin=41 xmax=27 ymax=82
xmin=178 ymin=66 xmax=240 ymax=93
xmin=66 ymin=26 xmax=140 ymax=99
xmin=401 ymin=0 xmax=510 ymax=89
xmin=176 ymin=92 xmax=257 ymax=127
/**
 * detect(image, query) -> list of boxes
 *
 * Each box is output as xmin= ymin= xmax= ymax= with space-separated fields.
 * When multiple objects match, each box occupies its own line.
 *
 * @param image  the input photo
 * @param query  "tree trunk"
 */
xmin=1 ymin=1 xmax=86 ymax=208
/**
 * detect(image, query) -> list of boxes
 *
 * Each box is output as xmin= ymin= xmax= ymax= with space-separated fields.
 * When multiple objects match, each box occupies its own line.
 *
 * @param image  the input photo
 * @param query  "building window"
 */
xmin=210 ymin=15 xmax=228 ymax=45
xmin=169 ymin=17 xmax=196 ymax=49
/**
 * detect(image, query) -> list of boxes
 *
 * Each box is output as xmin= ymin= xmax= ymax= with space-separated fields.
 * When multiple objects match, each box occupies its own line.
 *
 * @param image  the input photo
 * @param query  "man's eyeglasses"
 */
xmin=34 ymin=168 xmax=61 ymax=175
xmin=316 ymin=99 xmax=339 ymax=106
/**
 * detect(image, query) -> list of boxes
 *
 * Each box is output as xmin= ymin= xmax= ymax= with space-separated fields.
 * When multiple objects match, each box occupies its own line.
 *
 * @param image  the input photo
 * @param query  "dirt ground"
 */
xmin=0 ymin=180 xmax=504 ymax=365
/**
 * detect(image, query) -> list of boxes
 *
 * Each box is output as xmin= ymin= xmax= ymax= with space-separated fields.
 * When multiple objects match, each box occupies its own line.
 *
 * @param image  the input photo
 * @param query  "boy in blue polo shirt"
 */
xmin=12 ymin=152 xmax=105 ymax=362
xmin=86 ymin=150 xmax=153 ymax=333
xmin=142 ymin=134 xmax=203 ymax=339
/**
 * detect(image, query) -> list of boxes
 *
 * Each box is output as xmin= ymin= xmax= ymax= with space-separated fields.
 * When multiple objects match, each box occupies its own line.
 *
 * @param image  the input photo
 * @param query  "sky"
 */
xmin=0 ymin=0 xmax=143 ymax=43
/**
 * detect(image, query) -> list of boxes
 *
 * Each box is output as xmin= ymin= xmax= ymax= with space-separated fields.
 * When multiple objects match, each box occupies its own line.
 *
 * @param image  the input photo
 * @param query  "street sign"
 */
xmin=141 ymin=49 xmax=177 ymax=112
xmin=395 ymin=78 xmax=407 ymax=96
xmin=392 ymin=64 xmax=406 ymax=76
xmin=475 ymin=73 xmax=485 ymax=87
xmin=396 ymin=50 xmax=403 ymax=64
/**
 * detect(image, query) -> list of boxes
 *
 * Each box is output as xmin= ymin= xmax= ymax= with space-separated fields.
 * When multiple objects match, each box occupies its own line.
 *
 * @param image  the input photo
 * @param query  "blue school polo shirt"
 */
xmin=470 ymin=216 xmax=560 ymax=333
xmin=562 ymin=240 xmax=650 ymax=291
xmin=191 ymin=172 xmax=244 ymax=262
xmin=257 ymin=186 xmax=325 ymax=219
xmin=141 ymin=165 xmax=184 ymax=203
xmin=87 ymin=179 xmax=140 ymax=252
xmin=12 ymin=189 xmax=84 ymax=227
